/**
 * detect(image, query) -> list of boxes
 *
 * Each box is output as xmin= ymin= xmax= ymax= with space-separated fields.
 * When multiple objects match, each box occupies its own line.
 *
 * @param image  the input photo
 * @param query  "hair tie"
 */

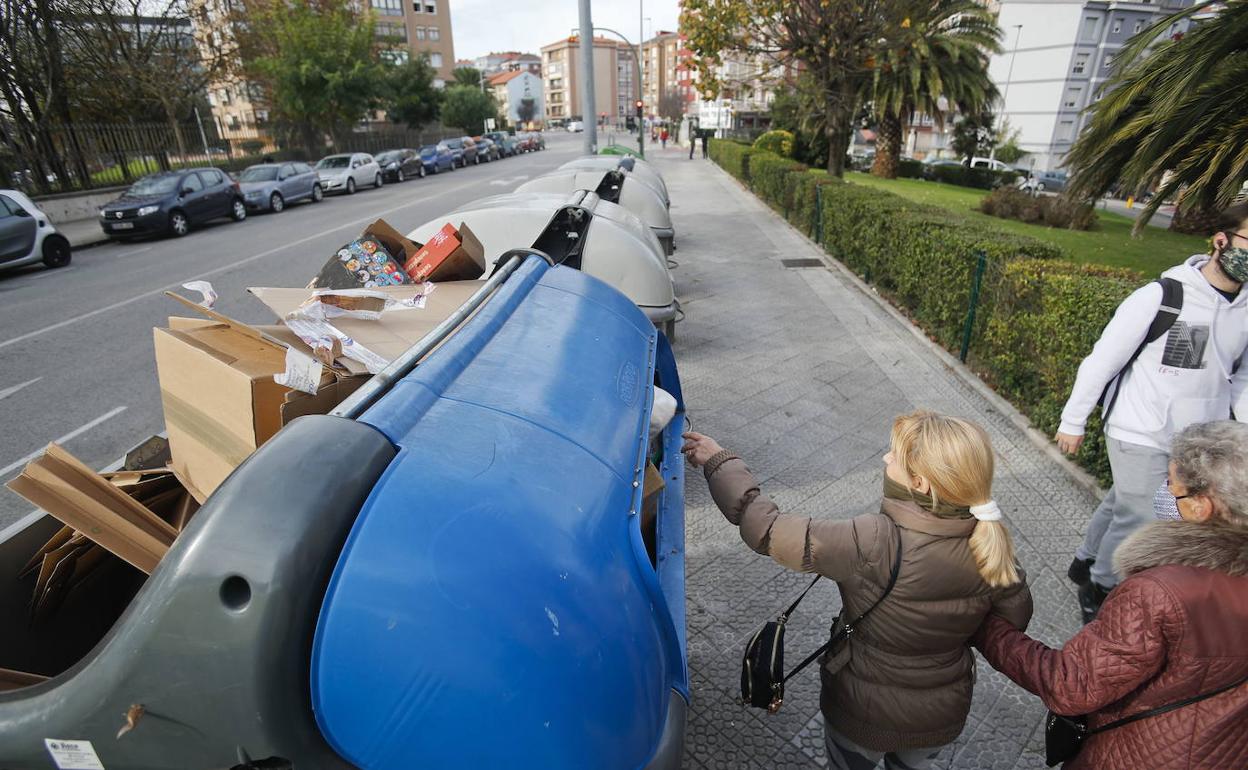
xmin=970 ymin=501 xmax=1003 ymax=522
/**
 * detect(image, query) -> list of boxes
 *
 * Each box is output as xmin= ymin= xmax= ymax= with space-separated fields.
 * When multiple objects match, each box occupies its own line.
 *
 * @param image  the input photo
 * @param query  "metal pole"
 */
xmin=577 ymin=0 xmax=597 ymax=154
xmin=990 ymin=25 xmax=1022 ymax=162
xmin=193 ymin=105 xmax=211 ymax=158
xmin=959 ymin=250 xmax=988 ymax=363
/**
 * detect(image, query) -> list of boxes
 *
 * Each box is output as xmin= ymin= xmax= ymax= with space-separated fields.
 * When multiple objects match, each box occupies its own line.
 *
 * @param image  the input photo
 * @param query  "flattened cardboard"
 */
xmin=6 ymin=444 xmax=176 ymax=574
xmin=404 ymin=222 xmax=486 ymax=282
xmin=249 ymin=282 xmax=482 ymax=368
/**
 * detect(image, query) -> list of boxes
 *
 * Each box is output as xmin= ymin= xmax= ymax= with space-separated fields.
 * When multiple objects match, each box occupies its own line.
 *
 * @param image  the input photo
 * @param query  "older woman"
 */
xmin=974 ymin=420 xmax=1248 ymax=769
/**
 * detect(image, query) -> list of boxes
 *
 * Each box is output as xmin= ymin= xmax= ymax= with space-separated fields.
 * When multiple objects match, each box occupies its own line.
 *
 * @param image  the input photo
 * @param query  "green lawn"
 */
xmin=846 ymin=172 xmax=1208 ymax=277
xmin=91 ymin=158 xmax=162 ymax=186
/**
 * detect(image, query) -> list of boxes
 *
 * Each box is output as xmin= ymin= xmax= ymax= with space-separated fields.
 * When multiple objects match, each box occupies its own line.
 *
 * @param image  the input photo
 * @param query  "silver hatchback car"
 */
xmin=0 ymin=189 xmax=71 ymax=272
xmin=316 ymin=153 xmax=383 ymax=195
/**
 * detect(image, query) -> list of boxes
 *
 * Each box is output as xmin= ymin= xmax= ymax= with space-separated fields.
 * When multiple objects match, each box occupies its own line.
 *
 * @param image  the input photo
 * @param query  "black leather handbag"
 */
xmin=741 ymin=526 xmax=902 ymax=713
xmin=1045 ymin=673 xmax=1248 ymax=766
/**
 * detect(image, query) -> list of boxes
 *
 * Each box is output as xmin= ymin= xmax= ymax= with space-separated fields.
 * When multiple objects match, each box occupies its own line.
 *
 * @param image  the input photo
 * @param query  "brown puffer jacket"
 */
xmin=706 ymin=456 xmax=1033 ymax=751
xmin=974 ymin=520 xmax=1248 ymax=770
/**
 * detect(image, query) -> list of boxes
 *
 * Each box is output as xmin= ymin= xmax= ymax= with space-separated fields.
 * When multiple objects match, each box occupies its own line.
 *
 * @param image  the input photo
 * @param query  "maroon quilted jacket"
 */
xmin=975 ymin=520 xmax=1248 ymax=769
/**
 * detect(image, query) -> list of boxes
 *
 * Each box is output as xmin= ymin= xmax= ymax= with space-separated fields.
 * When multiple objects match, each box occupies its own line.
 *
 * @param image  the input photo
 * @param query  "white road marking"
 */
xmin=0 ymin=377 xmax=41 ymax=402
xmin=0 ymin=183 xmax=482 ymax=352
xmin=0 ymin=405 xmax=127 ymax=478
xmin=24 ymin=267 xmax=74 ymax=281
xmin=488 ymin=175 xmax=530 ymax=186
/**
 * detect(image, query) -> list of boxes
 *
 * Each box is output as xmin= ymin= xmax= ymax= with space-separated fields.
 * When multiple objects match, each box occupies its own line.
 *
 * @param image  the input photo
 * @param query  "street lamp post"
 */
xmin=990 ymin=24 xmax=1023 ymax=162
xmin=571 ymin=25 xmax=645 ymax=157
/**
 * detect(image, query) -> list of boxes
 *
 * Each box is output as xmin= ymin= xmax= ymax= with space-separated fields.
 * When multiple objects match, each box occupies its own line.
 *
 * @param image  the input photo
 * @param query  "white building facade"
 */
xmin=488 ymin=70 xmax=545 ymax=127
xmin=989 ymin=0 xmax=1195 ymax=171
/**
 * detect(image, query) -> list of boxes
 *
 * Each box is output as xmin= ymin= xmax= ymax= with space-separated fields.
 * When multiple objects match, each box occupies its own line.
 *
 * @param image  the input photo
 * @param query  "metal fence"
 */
xmin=0 ymin=119 xmax=464 ymax=197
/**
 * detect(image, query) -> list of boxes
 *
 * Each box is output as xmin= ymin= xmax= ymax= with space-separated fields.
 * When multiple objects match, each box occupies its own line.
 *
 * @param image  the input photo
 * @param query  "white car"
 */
xmin=0 ymin=189 xmax=71 ymax=272
xmin=566 ymin=121 xmax=585 ymax=133
xmin=315 ymin=153 xmax=383 ymax=195
xmin=969 ymin=157 xmax=1011 ymax=172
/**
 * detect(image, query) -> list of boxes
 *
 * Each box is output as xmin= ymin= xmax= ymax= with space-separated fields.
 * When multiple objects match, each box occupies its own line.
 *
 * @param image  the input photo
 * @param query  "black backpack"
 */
xmin=1098 ymin=277 xmax=1183 ymax=419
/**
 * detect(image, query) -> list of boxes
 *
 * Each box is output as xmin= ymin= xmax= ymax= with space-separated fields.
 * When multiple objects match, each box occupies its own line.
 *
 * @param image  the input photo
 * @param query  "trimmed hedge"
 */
xmin=708 ymin=139 xmax=753 ymax=182
xmin=923 ymin=164 xmax=1020 ymax=190
xmin=752 ymin=130 xmax=795 ymax=158
xmin=709 ymin=140 xmax=1136 ymax=484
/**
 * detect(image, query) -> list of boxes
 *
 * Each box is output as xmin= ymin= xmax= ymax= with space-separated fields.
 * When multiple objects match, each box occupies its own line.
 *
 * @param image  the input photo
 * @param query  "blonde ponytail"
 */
xmin=969 ymin=520 xmax=1021 ymax=588
xmin=890 ymin=410 xmax=1023 ymax=588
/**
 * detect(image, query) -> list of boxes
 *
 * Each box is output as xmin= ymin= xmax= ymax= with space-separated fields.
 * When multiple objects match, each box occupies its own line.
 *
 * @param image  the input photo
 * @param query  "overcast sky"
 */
xmin=449 ymin=0 xmax=681 ymax=62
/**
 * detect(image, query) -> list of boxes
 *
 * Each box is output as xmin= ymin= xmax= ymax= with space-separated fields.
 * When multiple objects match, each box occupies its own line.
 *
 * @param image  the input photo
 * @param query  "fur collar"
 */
xmin=1115 ymin=520 xmax=1248 ymax=577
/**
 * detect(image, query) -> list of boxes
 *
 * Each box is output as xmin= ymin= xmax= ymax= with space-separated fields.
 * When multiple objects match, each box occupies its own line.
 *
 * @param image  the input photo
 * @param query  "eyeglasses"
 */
xmin=1229 ymin=230 xmax=1248 ymax=243
xmin=1167 ymin=476 xmax=1194 ymax=502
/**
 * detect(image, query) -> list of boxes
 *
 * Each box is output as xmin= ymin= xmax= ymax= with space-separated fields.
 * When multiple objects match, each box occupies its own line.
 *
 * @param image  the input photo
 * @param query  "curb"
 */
xmin=706 ymin=161 xmax=1106 ymax=501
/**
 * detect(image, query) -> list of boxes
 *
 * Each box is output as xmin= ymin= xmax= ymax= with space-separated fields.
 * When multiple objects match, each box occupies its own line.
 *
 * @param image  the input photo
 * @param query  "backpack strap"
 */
xmin=1098 ymin=277 xmax=1184 ymax=420
xmin=782 ymin=519 xmax=903 ymax=684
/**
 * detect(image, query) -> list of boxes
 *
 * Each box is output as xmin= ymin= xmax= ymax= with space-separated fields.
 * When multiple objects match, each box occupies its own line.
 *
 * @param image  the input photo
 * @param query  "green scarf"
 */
xmin=882 ymin=476 xmax=972 ymax=519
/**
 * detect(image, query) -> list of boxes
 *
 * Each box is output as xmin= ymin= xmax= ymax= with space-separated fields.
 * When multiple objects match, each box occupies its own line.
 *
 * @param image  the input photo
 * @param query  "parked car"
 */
xmin=1018 ymin=169 xmax=1068 ymax=194
xmin=375 ymin=149 xmax=425 ymax=182
xmin=444 ymin=137 xmax=478 ymax=167
xmin=969 ymin=156 xmax=1010 ymax=172
xmin=473 ymin=137 xmax=500 ymax=162
xmin=99 ymin=168 xmax=245 ymax=239
xmin=528 ymin=131 xmax=546 ymax=150
xmin=419 ymin=143 xmax=456 ymax=175
xmin=238 ymin=162 xmax=323 ymax=213
xmin=920 ymin=158 xmax=965 ymax=180
xmin=482 ymin=131 xmax=519 ymax=157
xmin=566 ymin=121 xmax=585 ymax=133
xmin=316 ymin=153 xmax=382 ymax=195
xmin=0 ymin=189 xmax=71 ymax=271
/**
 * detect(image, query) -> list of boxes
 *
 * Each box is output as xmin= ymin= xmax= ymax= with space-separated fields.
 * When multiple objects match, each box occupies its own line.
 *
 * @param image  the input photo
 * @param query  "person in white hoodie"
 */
xmin=1055 ymin=202 xmax=1248 ymax=622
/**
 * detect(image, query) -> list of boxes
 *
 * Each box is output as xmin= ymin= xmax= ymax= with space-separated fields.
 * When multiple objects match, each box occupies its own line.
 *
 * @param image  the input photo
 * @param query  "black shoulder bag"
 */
xmin=1045 ymin=672 xmax=1248 ymax=766
xmin=740 ymin=524 xmax=902 ymax=713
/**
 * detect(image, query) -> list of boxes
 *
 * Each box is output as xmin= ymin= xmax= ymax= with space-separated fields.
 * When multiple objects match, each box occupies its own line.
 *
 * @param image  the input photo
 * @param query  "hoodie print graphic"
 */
xmin=1160 ymin=321 xmax=1209 ymax=369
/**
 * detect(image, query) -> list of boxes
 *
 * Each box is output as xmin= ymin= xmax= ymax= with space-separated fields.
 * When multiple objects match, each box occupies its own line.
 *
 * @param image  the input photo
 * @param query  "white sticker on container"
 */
xmin=44 ymin=739 xmax=105 ymax=770
xmin=181 ymin=280 xmax=218 ymax=309
xmin=273 ymin=346 xmax=322 ymax=395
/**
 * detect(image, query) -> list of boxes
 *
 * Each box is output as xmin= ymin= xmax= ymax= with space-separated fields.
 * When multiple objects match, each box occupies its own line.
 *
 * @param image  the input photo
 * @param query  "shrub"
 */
xmin=982 ymin=260 xmax=1142 ymax=484
xmin=789 ymin=170 xmax=841 ymax=238
xmin=981 ymin=187 xmax=1098 ymax=230
xmin=752 ymin=130 xmax=795 ymax=158
xmin=708 ymin=138 xmax=754 ymax=182
xmin=748 ymin=150 xmax=807 ymax=213
xmin=897 ymin=159 xmax=924 ymax=179
xmin=924 ymin=164 xmax=1020 ymax=190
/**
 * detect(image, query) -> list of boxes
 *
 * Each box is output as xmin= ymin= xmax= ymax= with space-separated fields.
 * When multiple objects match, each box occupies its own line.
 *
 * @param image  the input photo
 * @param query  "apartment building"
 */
xmin=689 ymin=51 xmax=787 ymax=133
xmin=988 ymin=0 xmax=1196 ymax=171
xmin=475 ymin=51 xmax=542 ymax=77
xmin=367 ymin=0 xmax=456 ymax=85
xmin=640 ymin=31 xmax=695 ymax=120
xmin=540 ymin=36 xmax=636 ymax=127
xmin=487 ymin=70 xmax=545 ymax=127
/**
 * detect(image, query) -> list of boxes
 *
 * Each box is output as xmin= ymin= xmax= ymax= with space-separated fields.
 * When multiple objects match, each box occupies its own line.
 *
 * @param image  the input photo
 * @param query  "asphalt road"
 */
xmin=0 ymin=132 xmax=589 ymax=530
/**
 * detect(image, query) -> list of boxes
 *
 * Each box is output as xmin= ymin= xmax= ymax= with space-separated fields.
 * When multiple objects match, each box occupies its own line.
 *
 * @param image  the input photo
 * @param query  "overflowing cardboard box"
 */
xmin=154 ymin=294 xmax=366 ymax=501
xmin=404 ymin=222 xmax=486 ymax=283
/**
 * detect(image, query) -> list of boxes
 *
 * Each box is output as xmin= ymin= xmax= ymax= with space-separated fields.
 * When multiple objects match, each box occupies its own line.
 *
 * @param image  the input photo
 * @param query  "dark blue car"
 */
xmin=99 ymin=168 xmax=246 ymax=239
xmin=419 ymin=143 xmax=456 ymax=175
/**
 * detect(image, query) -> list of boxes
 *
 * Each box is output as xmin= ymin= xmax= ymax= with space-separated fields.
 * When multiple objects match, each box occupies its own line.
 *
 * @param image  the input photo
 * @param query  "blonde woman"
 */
xmin=683 ymin=411 xmax=1032 ymax=770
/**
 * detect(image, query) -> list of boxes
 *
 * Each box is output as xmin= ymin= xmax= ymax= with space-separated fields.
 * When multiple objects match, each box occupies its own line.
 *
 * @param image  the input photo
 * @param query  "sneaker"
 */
xmin=1078 ymin=581 xmax=1112 ymax=625
xmin=1067 ymin=557 xmax=1095 ymax=586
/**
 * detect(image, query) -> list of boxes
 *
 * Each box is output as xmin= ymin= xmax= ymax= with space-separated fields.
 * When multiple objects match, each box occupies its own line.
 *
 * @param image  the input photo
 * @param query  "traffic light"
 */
xmin=634 ymin=100 xmax=643 ymax=119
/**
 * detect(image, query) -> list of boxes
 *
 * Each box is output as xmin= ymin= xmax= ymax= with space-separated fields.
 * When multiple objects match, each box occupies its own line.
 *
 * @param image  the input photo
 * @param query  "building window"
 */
xmin=381 ymin=48 xmax=409 ymax=65
xmin=375 ymin=21 xmax=406 ymax=41
xmin=1081 ymin=16 xmax=1099 ymax=41
xmin=370 ymin=0 xmax=402 ymax=15
xmin=415 ymin=26 xmax=425 ymax=40
xmin=430 ymin=52 xmax=442 ymax=68
xmin=433 ymin=78 xmax=445 ymax=88
xmin=1111 ymin=18 xmax=1121 ymax=33
xmin=1133 ymin=20 xmax=1144 ymax=33
xmin=412 ymin=0 xmax=421 ymax=10
xmin=1104 ymin=55 xmax=1113 ymax=69
xmin=1073 ymin=52 xmax=1089 ymax=74
xmin=424 ymin=1 xmax=435 ymax=12
xmin=428 ymin=27 xmax=439 ymax=41
xmin=1058 ymin=120 xmax=1075 ymax=142
xmin=1064 ymin=87 xmax=1082 ymax=109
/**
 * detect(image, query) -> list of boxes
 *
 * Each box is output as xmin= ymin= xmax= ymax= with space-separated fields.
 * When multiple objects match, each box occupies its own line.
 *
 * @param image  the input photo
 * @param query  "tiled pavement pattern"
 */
xmin=652 ymin=148 xmax=1094 ymax=769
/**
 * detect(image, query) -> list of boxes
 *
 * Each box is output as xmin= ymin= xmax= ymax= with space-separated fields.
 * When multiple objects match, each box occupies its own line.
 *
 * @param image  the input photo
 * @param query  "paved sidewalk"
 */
xmin=55 ymin=216 xmax=111 ymax=249
xmin=655 ymin=151 xmax=1094 ymax=769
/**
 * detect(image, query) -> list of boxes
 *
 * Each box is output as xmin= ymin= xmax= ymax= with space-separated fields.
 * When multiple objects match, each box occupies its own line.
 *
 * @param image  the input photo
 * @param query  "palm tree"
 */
xmin=1065 ymin=0 xmax=1248 ymax=232
xmin=866 ymin=0 xmax=1001 ymax=178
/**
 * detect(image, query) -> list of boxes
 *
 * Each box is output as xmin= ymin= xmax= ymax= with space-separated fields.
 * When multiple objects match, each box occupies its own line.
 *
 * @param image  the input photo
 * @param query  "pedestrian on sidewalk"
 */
xmin=700 ymin=131 xmax=709 ymax=159
xmin=974 ymin=420 xmax=1248 ymax=770
xmin=1056 ymin=202 xmax=1248 ymax=623
xmin=660 ymin=127 xmax=669 ymax=149
xmin=689 ymin=128 xmax=697 ymax=160
xmin=683 ymin=411 xmax=1032 ymax=770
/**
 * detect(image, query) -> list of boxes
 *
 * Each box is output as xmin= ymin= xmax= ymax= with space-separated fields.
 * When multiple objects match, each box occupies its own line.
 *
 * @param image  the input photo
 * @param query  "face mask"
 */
xmin=1153 ymin=481 xmax=1183 ymax=521
xmin=1217 ymin=245 xmax=1248 ymax=284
